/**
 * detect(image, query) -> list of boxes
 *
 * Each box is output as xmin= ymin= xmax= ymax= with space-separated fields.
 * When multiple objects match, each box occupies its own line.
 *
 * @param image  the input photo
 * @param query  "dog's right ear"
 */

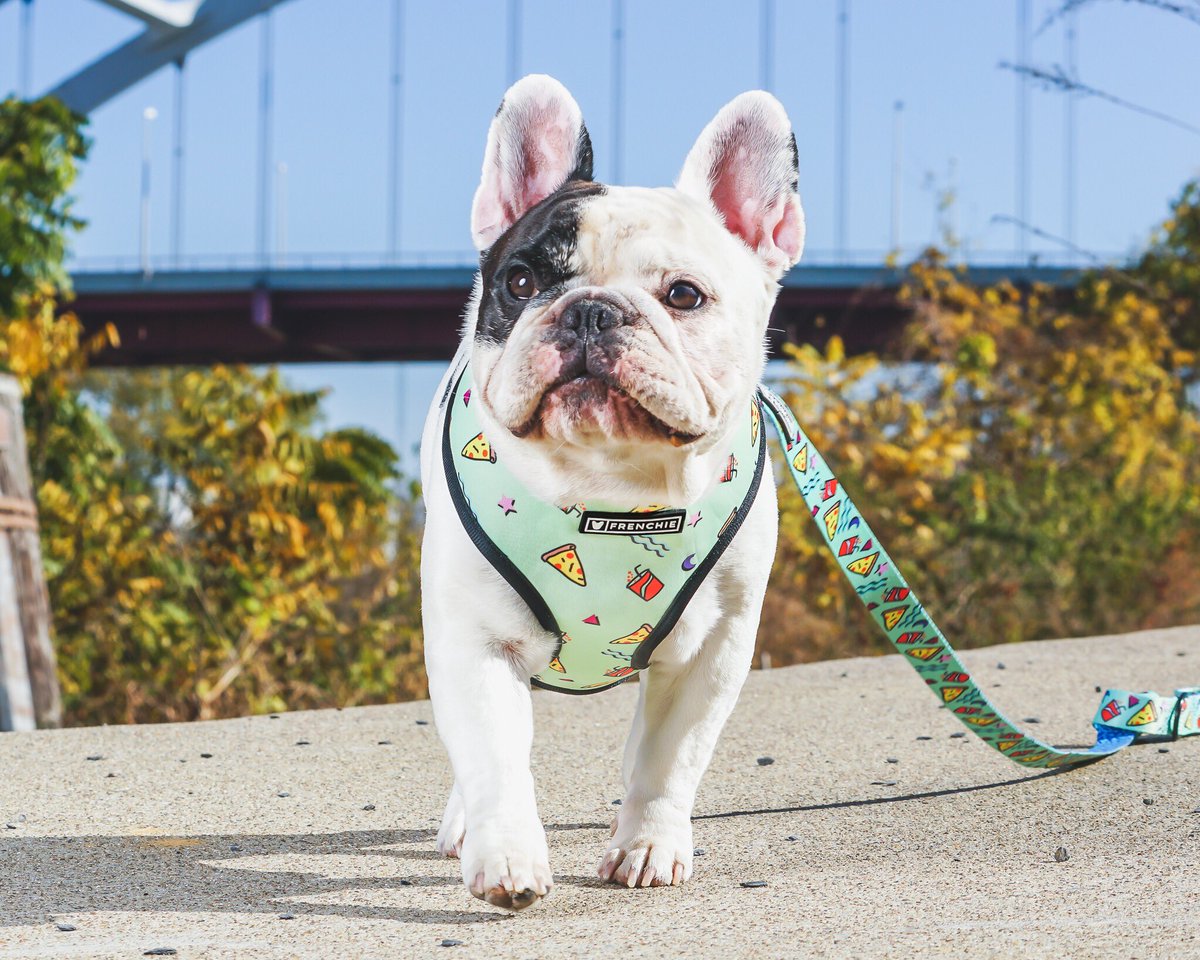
xmin=470 ymin=75 xmax=593 ymax=251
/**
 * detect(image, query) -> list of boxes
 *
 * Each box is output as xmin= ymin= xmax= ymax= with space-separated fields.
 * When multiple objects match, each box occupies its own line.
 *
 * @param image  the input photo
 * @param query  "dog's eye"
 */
xmin=665 ymin=282 xmax=704 ymax=310
xmin=506 ymin=266 xmax=538 ymax=301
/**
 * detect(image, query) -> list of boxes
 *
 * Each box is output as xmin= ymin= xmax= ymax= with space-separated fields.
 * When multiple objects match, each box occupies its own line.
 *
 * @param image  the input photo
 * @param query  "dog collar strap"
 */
xmin=758 ymin=386 xmax=1199 ymax=769
xmin=442 ymin=364 xmax=766 ymax=694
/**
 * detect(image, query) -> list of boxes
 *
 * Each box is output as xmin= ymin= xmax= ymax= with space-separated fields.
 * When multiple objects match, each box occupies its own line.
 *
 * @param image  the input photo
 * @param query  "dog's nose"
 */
xmin=561 ymin=298 xmax=624 ymax=335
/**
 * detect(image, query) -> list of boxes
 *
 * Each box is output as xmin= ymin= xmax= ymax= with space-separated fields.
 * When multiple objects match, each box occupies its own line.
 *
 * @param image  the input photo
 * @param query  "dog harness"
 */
xmin=442 ymin=362 xmax=766 ymax=694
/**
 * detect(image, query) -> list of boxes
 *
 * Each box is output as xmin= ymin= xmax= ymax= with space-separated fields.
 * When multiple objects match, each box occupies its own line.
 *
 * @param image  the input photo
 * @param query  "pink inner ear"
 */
xmin=772 ymin=197 xmax=803 ymax=262
xmin=711 ymin=146 xmax=767 ymax=251
xmin=507 ymin=116 xmax=576 ymax=224
xmin=699 ymin=120 xmax=801 ymax=272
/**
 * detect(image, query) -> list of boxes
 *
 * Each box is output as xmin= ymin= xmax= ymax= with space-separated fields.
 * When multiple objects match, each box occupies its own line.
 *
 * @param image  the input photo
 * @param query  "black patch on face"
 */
xmin=476 ymin=179 xmax=606 ymax=346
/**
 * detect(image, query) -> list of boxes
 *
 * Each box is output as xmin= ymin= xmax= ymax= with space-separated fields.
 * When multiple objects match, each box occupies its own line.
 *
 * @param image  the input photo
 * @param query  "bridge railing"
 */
xmin=66 ymin=247 xmax=1122 ymax=276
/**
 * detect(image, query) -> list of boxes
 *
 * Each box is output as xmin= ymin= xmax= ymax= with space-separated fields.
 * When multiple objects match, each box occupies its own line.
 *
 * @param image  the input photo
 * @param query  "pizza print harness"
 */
xmin=442 ymin=363 xmax=766 ymax=694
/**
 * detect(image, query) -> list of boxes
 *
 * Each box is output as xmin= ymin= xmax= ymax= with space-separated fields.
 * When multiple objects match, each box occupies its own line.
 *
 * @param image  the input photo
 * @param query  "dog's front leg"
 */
xmin=600 ymin=608 xmax=757 ymax=889
xmin=426 ymin=617 xmax=553 ymax=910
xmin=601 ymin=487 xmax=776 ymax=889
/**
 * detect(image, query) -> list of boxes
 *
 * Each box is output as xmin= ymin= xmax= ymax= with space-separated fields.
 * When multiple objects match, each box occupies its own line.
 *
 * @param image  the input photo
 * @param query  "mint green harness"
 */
xmin=442 ymin=362 xmax=1197 ymax=767
xmin=442 ymin=363 xmax=765 ymax=693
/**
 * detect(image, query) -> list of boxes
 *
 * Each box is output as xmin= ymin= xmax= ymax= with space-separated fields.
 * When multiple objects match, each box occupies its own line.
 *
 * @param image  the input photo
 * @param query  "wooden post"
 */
xmin=0 ymin=375 xmax=61 ymax=731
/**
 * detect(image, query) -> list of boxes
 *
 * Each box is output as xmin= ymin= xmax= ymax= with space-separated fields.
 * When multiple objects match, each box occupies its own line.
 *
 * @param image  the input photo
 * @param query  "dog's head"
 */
xmin=466 ymin=75 xmax=804 ymax=497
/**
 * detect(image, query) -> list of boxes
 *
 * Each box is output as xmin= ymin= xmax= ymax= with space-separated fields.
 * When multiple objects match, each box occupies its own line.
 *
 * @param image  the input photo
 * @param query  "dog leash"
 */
xmin=757 ymin=385 xmax=1200 ymax=769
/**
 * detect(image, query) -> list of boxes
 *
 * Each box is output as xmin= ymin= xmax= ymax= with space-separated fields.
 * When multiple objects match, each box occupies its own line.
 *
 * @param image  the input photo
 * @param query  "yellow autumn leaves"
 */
xmin=760 ymin=233 xmax=1199 ymax=667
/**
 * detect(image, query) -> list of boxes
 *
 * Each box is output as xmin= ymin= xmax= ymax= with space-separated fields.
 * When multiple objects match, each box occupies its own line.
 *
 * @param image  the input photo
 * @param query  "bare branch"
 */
xmin=989 ymin=215 xmax=1105 ymax=263
xmin=999 ymin=61 xmax=1200 ymax=135
xmin=1037 ymin=0 xmax=1092 ymax=34
xmin=1038 ymin=0 xmax=1200 ymax=35
xmin=989 ymin=215 xmax=1161 ymax=296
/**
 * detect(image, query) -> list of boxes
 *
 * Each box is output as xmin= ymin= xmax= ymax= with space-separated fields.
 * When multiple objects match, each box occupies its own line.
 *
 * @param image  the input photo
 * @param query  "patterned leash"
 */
xmin=758 ymin=386 xmax=1200 ymax=770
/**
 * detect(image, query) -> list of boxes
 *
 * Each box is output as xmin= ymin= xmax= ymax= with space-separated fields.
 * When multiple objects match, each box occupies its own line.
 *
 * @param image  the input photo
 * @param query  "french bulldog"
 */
xmin=419 ymin=74 xmax=805 ymax=910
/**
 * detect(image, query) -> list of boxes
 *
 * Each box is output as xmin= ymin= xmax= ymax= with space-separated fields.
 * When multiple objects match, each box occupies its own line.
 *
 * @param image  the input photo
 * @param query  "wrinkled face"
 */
xmin=471 ymin=182 xmax=777 ymax=452
xmin=465 ymin=76 xmax=805 ymax=474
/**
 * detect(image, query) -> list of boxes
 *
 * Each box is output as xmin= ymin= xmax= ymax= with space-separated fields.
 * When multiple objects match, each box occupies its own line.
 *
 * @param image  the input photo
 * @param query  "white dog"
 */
xmin=420 ymin=74 xmax=804 ymax=910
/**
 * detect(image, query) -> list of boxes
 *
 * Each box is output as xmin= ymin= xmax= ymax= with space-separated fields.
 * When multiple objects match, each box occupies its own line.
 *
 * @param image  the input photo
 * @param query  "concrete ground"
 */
xmin=1 ymin=625 xmax=1197 ymax=960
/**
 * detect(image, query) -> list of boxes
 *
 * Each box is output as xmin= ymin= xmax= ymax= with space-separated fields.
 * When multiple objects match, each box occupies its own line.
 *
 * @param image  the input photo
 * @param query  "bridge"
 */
xmin=68 ymin=262 xmax=1083 ymax=366
xmin=11 ymin=1 xmax=1113 ymax=367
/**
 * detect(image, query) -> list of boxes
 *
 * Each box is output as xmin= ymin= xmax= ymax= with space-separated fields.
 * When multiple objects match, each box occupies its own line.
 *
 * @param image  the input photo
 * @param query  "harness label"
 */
xmin=578 ymin=510 xmax=687 ymax=536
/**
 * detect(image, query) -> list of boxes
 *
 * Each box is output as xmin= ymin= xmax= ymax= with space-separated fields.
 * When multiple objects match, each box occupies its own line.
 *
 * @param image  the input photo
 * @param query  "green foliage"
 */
xmin=0 ymin=97 xmax=89 ymax=316
xmin=760 ymin=222 xmax=1200 ymax=665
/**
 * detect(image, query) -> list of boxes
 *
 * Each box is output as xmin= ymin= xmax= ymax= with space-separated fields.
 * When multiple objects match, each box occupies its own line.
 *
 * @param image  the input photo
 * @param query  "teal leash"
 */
xmin=758 ymin=385 xmax=1200 ymax=770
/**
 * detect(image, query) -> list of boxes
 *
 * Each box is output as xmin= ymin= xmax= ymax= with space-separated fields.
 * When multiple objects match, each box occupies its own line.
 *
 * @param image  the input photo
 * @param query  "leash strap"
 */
xmin=758 ymin=385 xmax=1198 ymax=770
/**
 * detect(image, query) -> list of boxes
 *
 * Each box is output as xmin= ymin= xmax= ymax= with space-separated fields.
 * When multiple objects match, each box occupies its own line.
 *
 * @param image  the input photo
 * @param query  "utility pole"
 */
xmin=611 ymin=0 xmax=625 ymax=184
xmin=947 ymin=155 xmax=959 ymax=254
xmin=835 ymin=0 xmax=850 ymax=258
xmin=276 ymin=161 xmax=288 ymax=267
xmin=140 ymin=106 xmax=157 ymax=277
xmin=256 ymin=10 xmax=274 ymax=269
xmin=170 ymin=58 xmax=186 ymax=269
xmin=760 ymin=0 xmax=774 ymax=92
xmin=507 ymin=0 xmax=522 ymax=85
xmin=1064 ymin=8 xmax=1078 ymax=253
xmin=1016 ymin=0 xmax=1031 ymax=259
xmin=890 ymin=100 xmax=904 ymax=254
xmin=18 ymin=0 xmax=33 ymax=99
xmin=387 ymin=0 xmax=405 ymax=262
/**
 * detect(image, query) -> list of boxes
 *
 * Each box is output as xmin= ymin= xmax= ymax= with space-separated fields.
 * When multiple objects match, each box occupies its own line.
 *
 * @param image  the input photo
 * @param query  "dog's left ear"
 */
xmin=677 ymin=91 xmax=805 ymax=280
xmin=471 ymin=74 xmax=594 ymax=251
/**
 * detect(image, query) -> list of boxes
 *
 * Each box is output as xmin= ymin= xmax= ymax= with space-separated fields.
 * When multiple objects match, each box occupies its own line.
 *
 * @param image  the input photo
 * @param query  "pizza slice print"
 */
xmin=461 ymin=431 xmax=497 ymax=462
xmin=541 ymin=543 xmax=587 ymax=587
xmin=610 ymin=623 xmax=653 ymax=644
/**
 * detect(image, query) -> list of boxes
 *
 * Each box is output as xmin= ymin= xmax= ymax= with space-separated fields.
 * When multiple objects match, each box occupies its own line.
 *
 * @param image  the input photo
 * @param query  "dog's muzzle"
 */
xmin=547 ymin=293 xmax=635 ymax=381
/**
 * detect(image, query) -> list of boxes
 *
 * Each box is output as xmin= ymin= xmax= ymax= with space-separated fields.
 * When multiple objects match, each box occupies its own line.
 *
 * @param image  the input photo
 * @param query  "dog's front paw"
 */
xmin=599 ymin=799 xmax=693 ymax=888
xmin=461 ymin=818 xmax=553 ymax=911
xmin=436 ymin=786 xmax=465 ymax=859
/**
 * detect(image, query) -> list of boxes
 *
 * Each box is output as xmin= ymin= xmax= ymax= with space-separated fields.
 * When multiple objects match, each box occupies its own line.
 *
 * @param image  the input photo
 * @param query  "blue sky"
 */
xmin=3 ymin=0 xmax=1199 ymax=467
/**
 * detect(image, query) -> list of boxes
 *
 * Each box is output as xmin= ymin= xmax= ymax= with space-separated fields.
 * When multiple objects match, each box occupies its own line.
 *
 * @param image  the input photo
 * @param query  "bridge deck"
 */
xmin=68 ymin=264 xmax=1082 ymax=366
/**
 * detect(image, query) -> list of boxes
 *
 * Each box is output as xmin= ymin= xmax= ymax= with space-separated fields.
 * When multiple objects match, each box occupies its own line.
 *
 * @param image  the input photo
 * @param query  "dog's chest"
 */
xmin=441 ymin=363 xmax=766 ymax=694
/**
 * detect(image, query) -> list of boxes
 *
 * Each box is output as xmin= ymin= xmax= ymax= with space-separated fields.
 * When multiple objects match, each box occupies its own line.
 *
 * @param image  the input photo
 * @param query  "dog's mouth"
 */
xmin=514 ymin=374 xmax=700 ymax=446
